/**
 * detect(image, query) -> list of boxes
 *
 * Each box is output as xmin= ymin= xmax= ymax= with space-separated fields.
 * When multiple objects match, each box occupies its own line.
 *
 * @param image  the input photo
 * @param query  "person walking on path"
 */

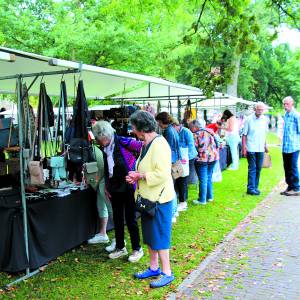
xmin=242 ymin=102 xmax=269 ymax=195
xmin=281 ymin=96 xmax=300 ymax=196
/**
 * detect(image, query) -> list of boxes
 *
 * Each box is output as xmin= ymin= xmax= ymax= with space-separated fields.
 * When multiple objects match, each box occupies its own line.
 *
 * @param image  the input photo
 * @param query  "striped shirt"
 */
xmin=282 ymin=109 xmax=300 ymax=153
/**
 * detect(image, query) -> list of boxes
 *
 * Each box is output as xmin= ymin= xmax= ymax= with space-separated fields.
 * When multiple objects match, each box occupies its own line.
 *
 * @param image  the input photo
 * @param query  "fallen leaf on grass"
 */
xmin=136 ymin=291 xmax=143 ymax=295
xmin=74 ymin=258 xmax=79 ymax=263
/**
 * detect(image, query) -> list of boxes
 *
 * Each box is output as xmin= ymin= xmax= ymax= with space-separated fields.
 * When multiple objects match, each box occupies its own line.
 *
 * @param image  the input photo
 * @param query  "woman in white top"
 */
xmin=221 ymin=110 xmax=240 ymax=170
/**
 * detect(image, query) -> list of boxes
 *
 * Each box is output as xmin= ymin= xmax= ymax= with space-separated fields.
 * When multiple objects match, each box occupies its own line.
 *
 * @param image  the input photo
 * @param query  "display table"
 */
xmin=0 ymin=188 xmax=98 ymax=272
xmin=219 ymin=146 xmax=232 ymax=171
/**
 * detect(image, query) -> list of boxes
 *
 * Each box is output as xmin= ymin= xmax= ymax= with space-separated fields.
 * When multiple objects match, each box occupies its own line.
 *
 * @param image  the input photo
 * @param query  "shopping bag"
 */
xmin=263 ymin=153 xmax=272 ymax=168
xmin=212 ymin=160 xmax=222 ymax=182
xmin=180 ymin=147 xmax=189 ymax=177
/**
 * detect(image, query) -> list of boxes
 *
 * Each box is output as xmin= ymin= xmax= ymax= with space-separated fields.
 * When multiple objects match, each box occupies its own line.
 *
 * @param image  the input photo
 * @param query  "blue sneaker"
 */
xmin=150 ymin=272 xmax=175 ymax=288
xmin=134 ymin=267 xmax=161 ymax=279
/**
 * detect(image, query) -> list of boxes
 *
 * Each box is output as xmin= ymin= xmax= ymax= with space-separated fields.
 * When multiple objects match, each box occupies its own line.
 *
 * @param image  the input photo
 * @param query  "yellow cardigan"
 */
xmin=135 ymin=136 xmax=175 ymax=203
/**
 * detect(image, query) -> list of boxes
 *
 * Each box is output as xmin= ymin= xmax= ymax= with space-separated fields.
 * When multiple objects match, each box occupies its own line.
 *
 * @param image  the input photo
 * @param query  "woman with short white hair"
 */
xmin=93 ymin=120 xmax=143 ymax=262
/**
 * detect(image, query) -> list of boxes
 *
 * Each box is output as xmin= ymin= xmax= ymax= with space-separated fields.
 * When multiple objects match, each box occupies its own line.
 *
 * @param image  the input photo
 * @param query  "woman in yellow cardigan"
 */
xmin=126 ymin=110 xmax=175 ymax=288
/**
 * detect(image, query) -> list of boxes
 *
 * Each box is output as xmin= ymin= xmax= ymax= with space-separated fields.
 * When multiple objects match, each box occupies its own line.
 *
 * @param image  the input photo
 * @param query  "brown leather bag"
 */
xmin=171 ymin=160 xmax=184 ymax=179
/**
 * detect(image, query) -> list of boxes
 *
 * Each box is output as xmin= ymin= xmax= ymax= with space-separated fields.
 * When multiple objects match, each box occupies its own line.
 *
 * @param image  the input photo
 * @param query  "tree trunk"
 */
xmin=226 ymin=54 xmax=242 ymax=97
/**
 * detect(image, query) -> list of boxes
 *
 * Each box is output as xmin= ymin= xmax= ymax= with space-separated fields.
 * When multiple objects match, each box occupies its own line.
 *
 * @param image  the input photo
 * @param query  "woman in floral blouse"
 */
xmin=189 ymin=120 xmax=219 ymax=205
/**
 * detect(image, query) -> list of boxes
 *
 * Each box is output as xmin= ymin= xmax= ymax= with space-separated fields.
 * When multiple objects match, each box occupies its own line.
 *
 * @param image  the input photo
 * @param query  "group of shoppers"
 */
xmin=85 ymin=95 xmax=300 ymax=289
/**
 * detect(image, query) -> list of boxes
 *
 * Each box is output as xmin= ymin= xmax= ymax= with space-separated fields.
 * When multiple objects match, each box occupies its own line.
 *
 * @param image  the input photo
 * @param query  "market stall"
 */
xmin=0 ymin=47 xmax=204 ymax=286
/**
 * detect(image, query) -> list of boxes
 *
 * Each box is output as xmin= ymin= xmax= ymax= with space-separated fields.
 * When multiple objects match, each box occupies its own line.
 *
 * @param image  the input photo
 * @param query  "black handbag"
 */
xmin=67 ymin=138 xmax=94 ymax=164
xmin=135 ymin=188 xmax=164 ymax=217
xmin=135 ymin=195 xmax=158 ymax=217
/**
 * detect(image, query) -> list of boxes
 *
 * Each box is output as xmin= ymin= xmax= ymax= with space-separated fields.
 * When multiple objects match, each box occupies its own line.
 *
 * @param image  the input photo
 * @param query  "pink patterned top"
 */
xmin=193 ymin=129 xmax=219 ymax=163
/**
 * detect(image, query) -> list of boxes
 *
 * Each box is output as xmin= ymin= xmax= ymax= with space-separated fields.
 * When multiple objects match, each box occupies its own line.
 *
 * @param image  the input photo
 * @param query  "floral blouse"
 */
xmin=193 ymin=129 xmax=219 ymax=163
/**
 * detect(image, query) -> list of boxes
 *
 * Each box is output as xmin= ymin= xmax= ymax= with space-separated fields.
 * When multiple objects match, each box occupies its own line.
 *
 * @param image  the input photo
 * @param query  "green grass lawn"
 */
xmin=0 ymin=133 xmax=284 ymax=300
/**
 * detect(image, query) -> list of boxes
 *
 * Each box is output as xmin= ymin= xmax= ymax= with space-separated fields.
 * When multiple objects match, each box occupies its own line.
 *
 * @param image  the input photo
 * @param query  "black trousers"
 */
xmin=175 ymin=176 xmax=188 ymax=202
xmin=282 ymin=151 xmax=300 ymax=191
xmin=110 ymin=189 xmax=141 ymax=251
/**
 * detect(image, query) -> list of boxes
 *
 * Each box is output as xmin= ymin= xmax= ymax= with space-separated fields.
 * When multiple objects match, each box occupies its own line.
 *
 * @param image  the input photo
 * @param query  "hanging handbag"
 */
xmin=67 ymin=138 xmax=94 ymax=164
xmin=83 ymin=161 xmax=99 ymax=190
xmin=28 ymin=160 xmax=45 ymax=185
xmin=50 ymin=156 xmax=67 ymax=181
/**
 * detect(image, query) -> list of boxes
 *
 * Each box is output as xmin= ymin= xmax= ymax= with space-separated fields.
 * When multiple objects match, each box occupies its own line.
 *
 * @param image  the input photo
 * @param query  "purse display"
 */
xmin=28 ymin=160 xmax=45 ymax=185
xmin=50 ymin=156 xmax=67 ymax=181
xmin=83 ymin=161 xmax=99 ymax=190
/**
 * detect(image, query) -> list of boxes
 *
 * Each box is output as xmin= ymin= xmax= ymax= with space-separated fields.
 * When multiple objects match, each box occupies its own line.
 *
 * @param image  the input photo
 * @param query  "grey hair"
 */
xmin=283 ymin=96 xmax=294 ymax=104
xmin=92 ymin=120 xmax=115 ymax=140
xmin=129 ymin=110 xmax=157 ymax=133
xmin=189 ymin=119 xmax=205 ymax=129
xmin=254 ymin=101 xmax=266 ymax=109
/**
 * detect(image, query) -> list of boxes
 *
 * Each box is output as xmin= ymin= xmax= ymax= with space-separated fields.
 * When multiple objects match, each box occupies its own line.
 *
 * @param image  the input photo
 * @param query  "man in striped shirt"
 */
xmin=281 ymin=96 xmax=300 ymax=196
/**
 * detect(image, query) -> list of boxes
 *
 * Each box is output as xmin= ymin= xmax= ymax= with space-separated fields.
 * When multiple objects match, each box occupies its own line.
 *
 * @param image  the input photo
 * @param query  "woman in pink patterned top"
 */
xmin=189 ymin=120 xmax=219 ymax=205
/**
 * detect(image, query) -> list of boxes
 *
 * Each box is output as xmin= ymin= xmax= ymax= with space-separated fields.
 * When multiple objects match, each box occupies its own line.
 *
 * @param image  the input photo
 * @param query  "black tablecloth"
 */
xmin=0 ymin=188 xmax=98 ymax=272
xmin=219 ymin=146 xmax=232 ymax=171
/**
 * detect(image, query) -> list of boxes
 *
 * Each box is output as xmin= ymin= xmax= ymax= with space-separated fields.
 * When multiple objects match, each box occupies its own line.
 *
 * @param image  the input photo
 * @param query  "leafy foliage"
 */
xmin=0 ymin=0 xmax=299 ymax=107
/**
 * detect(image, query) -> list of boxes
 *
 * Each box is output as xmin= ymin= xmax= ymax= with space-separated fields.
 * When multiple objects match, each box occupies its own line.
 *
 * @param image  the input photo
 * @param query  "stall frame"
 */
xmin=0 ymin=68 xmax=81 ymax=289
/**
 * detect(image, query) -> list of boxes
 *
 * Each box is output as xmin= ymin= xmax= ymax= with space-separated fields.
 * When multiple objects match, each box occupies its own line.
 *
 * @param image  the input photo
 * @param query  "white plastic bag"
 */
xmin=180 ymin=147 xmax=189 ymax=177
xmin=212 ymin=160 xmax=222 ymax=182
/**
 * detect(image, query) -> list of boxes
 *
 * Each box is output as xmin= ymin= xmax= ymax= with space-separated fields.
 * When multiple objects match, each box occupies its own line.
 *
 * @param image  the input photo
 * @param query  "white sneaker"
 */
xmin=88 ymin=233 xmax=109 ymax=244
xmin=128 ymin=248 xmax=144 ymax=263
xmin=105 ymin=239 xmax=127 ymax=252
xmin=108 ymin=247 xmax=128 ymax=259
xmin=172 ymin=217 xmax=177 ymax=223
xmin=178 ymin=202 xmax=188 ymax=212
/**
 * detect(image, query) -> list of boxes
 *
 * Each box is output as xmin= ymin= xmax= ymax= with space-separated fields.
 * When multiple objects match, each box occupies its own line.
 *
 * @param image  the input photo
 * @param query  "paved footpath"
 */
xmin=168 ymin=182 xmax=300 ymax=300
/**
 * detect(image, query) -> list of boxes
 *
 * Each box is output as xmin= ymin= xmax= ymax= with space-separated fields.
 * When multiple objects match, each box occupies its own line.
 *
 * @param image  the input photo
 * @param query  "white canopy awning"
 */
xmin=0 ymin=47 xmax=202 ymax=99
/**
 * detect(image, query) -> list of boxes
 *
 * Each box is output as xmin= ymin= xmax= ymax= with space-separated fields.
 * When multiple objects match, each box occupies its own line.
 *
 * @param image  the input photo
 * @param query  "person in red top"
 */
xmin=206 ymin=121 xmax=222 ymax=133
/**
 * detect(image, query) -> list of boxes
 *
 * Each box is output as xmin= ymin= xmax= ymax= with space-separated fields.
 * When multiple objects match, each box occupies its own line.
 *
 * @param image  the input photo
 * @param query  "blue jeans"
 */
xmin=283 ymin=151 xmax=300 ymax=191
xmin=194 ymin=161 xmax=216 ymax=203
xmin=227 ymin=134 xmax=240 ymax=170
xmin=247 ymin=152 xmax=264 ymax=192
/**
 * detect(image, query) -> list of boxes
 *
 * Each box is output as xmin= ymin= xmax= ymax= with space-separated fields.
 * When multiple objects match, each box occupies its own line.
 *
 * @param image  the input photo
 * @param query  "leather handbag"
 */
xmin=135 ymin=195 xmax=157 ymax=217
xmin=83 ymin=161 xmax=99 ymax=190
xmin=171 ymin=160 xmax=184 ymax=179
xmin=50 ymin=156 xmax=67 ymax=181
xmin=263 ymin=153 xmax=272 ymax=168
xmin=67 ymin=138 xmax=94 ymax=164
xmin=135 ymin=188 xmax=165 ymax=217
xmin=28 ymin=160 xmax=45 ymax=185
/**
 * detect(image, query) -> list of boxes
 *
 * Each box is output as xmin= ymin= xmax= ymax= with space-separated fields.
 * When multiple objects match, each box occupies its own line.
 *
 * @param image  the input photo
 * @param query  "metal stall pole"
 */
xmin=5 ymin=76 xmax=40 ymax=288
xmin=1 ymin=68 xmax=80 ymax=289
